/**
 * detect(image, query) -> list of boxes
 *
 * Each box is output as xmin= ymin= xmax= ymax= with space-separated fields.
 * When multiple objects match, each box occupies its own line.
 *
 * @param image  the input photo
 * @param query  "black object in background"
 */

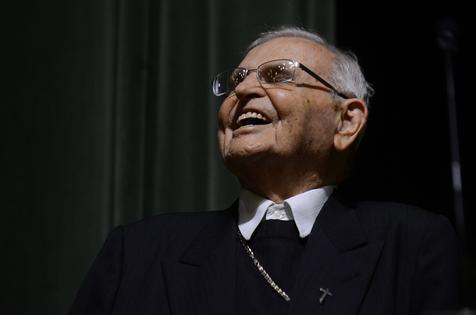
xmin=336 ymin=0 xmax=474 ymax=306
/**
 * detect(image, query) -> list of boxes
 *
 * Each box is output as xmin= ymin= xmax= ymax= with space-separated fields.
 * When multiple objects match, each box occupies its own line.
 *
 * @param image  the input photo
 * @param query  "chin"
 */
xmin=224 ymin=149 xmax=262 ymax=163
xmin=222 ymin=148 xmax=268 ymax=171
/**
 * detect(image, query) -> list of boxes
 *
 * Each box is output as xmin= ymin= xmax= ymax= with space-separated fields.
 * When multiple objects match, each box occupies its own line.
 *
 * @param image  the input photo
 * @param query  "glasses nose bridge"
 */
xmin=236 ymin=67 xmax=260 ymax=88
xmin=243 ymin=67 xmax=259 ymax=81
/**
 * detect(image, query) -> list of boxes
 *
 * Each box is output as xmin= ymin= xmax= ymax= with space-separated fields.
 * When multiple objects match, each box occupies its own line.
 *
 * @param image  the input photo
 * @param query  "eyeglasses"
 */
xmin=212 ymin=59 xmax=349 ymax=98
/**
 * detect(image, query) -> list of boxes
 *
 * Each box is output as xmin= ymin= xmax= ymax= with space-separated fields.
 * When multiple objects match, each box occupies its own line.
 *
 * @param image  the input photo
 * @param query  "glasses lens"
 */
xmin=258 ymin=60 xmax=295 ymax=83
xmin=212 ymin=72 xmax=228 ymax=96
xmin=229 ymin=68 xmax=247 ymax=90
xmin=212 ymin=68 xmax=247 ymax=96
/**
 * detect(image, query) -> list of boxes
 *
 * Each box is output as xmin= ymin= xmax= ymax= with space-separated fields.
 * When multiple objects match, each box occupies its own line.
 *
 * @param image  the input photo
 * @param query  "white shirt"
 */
xmin=238 ymin=186 xmax=334 ymax=240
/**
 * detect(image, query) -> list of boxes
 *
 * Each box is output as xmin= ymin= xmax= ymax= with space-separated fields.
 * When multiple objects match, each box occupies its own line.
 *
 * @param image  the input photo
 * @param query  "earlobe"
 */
xmin=334 ymin=98 xmax=368 ymax=151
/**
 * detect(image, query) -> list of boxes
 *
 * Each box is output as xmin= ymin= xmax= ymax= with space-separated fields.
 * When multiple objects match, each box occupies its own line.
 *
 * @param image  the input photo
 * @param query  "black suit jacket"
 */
xmin=70 ymin=195 xmax=460 ymax=315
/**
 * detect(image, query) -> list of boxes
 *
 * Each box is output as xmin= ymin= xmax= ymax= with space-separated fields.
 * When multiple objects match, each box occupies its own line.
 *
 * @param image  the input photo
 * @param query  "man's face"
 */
xmin=217 ymin=37 xmax=341 ymax=173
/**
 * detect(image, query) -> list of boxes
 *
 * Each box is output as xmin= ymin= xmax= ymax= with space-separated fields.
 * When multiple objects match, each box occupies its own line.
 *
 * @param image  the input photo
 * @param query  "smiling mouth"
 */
xmin=236 ymin=111 xmax=271 ymax=128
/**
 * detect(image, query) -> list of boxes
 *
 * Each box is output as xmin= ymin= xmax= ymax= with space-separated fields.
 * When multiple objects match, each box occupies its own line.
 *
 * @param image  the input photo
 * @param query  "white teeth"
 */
xmin=237 ymin=111 xmax=268 ymax=125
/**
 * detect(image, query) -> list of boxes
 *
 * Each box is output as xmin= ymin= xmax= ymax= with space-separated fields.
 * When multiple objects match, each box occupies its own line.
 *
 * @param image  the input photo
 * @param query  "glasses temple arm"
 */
xmin=298 ymin=64 xmax=349 ymax=99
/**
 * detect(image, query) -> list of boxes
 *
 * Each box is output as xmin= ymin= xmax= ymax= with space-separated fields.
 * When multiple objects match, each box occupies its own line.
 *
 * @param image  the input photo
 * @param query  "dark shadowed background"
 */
xmin=2 ymin=0 xmax=474 ymax=313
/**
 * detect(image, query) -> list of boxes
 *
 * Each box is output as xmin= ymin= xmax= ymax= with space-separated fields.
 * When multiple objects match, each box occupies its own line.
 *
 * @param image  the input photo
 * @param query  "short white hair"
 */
xmin=247 ymin=26 xmax=374 ymax=106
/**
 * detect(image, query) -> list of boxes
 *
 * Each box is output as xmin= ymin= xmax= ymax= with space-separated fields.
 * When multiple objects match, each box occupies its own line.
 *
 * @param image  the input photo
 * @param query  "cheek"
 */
xmin=268 ymin=89 xmax=299 ymax=117
xmin=303 ymin=109 xmax=337 ymax=149
xmin=282 ymin=99 xmax=336 ymax=151
xmin=217 ymin=128 xmax=232 ymax=155
xmin=277 ymin=97 xmax=312 ymax=131
xmin=218 ymin=98 xmax=236 ymax=129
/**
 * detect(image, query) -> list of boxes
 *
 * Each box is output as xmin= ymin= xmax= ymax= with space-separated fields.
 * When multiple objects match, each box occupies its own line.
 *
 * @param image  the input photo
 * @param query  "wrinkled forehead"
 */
xmin=239 ymin=37 xmax=335 ymax=73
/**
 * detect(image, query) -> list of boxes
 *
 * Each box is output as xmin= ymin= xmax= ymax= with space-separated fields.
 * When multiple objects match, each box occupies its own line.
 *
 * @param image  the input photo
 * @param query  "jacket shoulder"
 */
xmin=351 ymin=201 xmax=456 ymax=242
xmin=120 ymin=209 xmax=231 ymax=247
xmin=350 ymin=201 xmax=460 ymax=310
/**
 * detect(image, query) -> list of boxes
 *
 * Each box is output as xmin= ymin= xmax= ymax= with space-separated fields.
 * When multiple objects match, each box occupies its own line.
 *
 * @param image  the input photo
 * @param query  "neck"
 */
xmin=235 ymin=163 xmax=329 ymax=203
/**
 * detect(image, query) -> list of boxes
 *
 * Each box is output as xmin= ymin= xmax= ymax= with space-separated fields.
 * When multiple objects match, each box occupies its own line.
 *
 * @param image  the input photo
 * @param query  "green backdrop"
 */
xmin=2 ymin=0 xmax=335 ymax=313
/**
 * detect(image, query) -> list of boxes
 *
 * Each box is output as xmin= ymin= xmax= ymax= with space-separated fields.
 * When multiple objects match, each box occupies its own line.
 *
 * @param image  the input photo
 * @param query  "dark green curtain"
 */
xmin=3 ymin=0 xmax=335 ymax=313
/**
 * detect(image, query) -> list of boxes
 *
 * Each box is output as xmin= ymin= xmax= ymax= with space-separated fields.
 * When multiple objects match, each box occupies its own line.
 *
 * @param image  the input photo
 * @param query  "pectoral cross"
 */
xmin=319 ymin=287 xmax=333 ymax=304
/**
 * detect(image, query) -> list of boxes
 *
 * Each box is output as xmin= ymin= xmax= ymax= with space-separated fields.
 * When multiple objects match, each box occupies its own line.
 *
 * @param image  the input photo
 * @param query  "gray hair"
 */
xmin=247 ymin=26 xmax=374 ymax=106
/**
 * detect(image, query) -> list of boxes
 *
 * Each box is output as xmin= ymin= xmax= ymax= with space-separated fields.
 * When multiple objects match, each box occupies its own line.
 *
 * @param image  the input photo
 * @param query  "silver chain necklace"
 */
xmin=237 ymin=229 xmax=291 ymax=302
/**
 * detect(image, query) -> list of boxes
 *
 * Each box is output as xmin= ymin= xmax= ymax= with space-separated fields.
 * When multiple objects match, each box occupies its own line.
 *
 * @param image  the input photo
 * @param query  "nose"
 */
xmin=234 ymin=70 xmax=266 ymax=101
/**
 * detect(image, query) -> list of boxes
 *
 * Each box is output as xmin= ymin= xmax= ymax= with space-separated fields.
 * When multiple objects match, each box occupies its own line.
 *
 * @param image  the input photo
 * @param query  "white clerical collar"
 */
xmin=238 ymin=186 xmax=334 ymax=240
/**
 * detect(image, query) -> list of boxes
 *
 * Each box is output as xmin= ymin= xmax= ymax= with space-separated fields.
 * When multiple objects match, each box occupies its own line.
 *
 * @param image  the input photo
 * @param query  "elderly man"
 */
xmin=70 ymin=27 xmax=459 ymax=315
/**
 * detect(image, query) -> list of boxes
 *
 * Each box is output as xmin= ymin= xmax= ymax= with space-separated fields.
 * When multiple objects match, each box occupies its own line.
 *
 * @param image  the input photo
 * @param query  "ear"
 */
xmin=334 ymin=98 xmax=368 ymax=151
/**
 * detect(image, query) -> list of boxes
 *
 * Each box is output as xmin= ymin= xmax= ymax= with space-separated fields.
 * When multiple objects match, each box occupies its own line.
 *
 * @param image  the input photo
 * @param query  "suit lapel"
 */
xmin=288 ymin=195 xmax=384 ymax=315
xmin=162 ymin=206 xmax=237 ymax=315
